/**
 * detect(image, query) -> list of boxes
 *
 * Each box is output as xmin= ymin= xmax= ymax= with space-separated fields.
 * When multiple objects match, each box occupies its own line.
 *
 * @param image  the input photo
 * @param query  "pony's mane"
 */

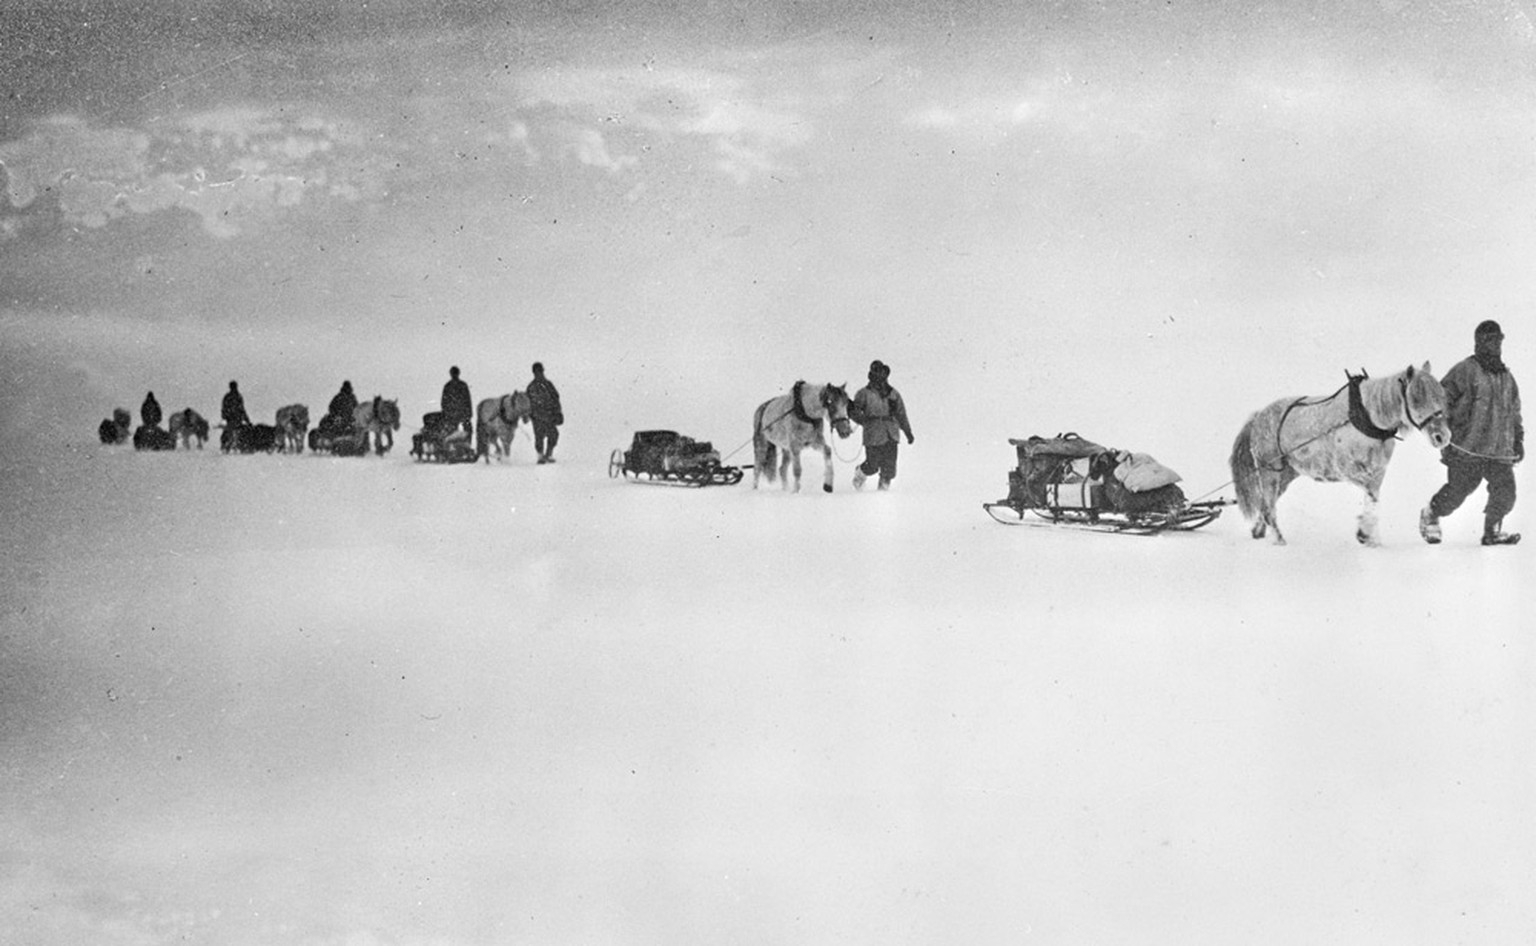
xmin=1357 ymin=371 xmax=1407 ymax=432
xmin=1359 ymin=365 xmax=1442 ymax=431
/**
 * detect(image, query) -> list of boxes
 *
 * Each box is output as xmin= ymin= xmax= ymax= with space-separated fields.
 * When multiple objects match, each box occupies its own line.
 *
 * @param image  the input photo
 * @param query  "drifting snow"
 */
xmin=1 ymin=423 xmax=1530 ymax=946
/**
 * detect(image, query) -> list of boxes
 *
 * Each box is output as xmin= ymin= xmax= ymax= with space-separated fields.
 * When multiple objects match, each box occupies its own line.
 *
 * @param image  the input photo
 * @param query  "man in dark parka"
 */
xmin=441 ymin=367 xmax=473 ymax=440
xmin=1421 ymin=320 xmax=1523 ymax=545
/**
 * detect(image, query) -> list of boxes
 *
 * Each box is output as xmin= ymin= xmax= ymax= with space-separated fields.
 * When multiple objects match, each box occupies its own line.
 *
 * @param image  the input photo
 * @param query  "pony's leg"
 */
xmin=1253 ymin=467 xmax=1289 ymax=545
xmin=1356 ymin=489 xmax=1381 ymax=546
xmin=1355 ymin=470 xmax=1388 ymax=546
xmin=751 ymin=405 xmax=768 ymax=489
xmin=821 ymin=443 xmax=834 ymax=493
xmin=785 ymin=448 xmax=799 ymax=492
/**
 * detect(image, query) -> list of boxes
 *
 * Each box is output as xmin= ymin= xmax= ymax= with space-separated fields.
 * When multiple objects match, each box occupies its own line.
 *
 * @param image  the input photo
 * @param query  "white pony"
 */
xmin=752 ymin=381 xmax=854 ymax=493
xmin=352 ymin=396 xmax=401 ymax=456
xmin=1229 ymin=364 xmax=1451 ymax=545
xmin=476 ymin=391 xmax=532 ymax=463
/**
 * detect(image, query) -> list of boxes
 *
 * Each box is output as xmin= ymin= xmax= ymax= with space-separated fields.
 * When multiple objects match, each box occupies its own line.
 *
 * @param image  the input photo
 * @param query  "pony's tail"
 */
xmin=753 ymin=402 xmax=777 ymax=482
xmin=1229 ymin=417 xmax=1261 ymax=521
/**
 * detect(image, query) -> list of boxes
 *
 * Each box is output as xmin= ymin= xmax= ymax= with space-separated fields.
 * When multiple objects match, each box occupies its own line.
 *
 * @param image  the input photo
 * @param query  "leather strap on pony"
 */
xmin=790 ymin=380 xmax=820 ymax=426
xmin=1346 ymin=371 xmax=1398 ymax=441
xmin=1271 ymin=384 xmax=1346 ymax=470
xmin=1398 ymin=377 xmax=1440 ymax=431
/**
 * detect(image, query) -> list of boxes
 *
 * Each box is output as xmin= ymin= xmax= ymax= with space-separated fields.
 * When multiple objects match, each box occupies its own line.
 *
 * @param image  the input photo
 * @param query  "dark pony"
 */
xmin=98 ymin=408 xmax=131 ymax=445
xmin=274 ymin=404 xmax=310 ymax=453
xmin=169 ymin=408 xmax=209 ymax=449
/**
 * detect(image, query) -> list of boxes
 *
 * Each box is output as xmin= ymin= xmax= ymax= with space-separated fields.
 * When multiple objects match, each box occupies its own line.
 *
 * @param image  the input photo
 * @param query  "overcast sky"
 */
xmin=3 ymin=0 xmax=1535 ymax=456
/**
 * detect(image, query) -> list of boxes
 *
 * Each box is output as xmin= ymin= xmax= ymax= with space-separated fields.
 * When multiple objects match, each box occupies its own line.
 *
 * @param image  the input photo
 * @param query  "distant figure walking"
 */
xmin=220 ymin=381 xmax=252 ymax=452
xmin=527 ymin=361 xmax=563 ymax=463
xmin=222 ymin=381 xmax=250 ymax=430
xmin=441 ymin=366 xmax=473 ymax=440
xmin=140 ymin=391 xmax=162 ymax=429
xmin=850 ymin=360 xmax=914 ymax=491
xmin=1420 ymin=320 xmax=1524 ymax=546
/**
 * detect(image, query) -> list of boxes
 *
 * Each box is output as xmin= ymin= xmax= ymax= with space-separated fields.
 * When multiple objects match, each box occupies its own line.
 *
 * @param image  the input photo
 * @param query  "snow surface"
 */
xmin=2 ymin=399 xmax=1531 ymax=946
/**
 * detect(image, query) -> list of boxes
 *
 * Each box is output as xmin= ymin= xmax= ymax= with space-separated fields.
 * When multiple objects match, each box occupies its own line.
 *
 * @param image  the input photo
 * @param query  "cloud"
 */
xmin=572 ymin=128 xmax=637 ymax=173
xmin=899 ymin=65 xmax=1116 ymax=141
xmin=508 ymin=121 xmax=539 ymax=164
xmin=0 ymin=107 xmax=376 ymax=238
xmin=513 ymin=63 xmax=808 ymax=183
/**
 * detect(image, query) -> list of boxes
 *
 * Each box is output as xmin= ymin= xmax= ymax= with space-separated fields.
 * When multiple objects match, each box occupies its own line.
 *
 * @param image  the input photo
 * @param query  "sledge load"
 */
xmin=610 ymin=430 xmax=745 ymax=487
xmin=411 ymin=411 xmax=479 ymax=464
xmin=983 ymin=433 xmax=1229 ymax=534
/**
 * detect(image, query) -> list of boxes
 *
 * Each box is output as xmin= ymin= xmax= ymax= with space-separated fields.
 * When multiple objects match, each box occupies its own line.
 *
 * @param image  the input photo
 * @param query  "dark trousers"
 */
xmin=533 ymin=418 xmax=560 ymax=457
xmin=859 ymin=442 xmax=899 ymax=483
xmin=1429 ymin=459 xmax=1517 ymax=523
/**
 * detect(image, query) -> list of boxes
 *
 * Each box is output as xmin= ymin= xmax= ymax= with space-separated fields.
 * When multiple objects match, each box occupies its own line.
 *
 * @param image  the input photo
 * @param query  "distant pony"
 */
xmin=98 ymin=408 xmax=131 ymax=445
xmin=274 ymin=404 xmax=310 ymax=453
xmin=476 ymin=391 xmax=532 ymax=463
xmin=1229 ymin=363 xmax=1451 ymax=545
xmin=752 ymin=381 xmax=854 ymax=493
xmin=353 ymin=396 xmax=401 ymax=456
xmin=169 ymin=408 xmax=209 ymax=449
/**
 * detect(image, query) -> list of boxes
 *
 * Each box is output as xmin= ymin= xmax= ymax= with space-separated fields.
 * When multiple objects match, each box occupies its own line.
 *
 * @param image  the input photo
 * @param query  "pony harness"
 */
xmin=790 ymin=381 xmax=820 ymax=426
xmin=1346 ymin=372 xmax=1398 ymax=441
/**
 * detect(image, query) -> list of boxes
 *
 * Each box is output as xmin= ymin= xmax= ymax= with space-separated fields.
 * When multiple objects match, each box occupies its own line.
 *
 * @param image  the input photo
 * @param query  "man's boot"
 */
xmin=1482 ymin=517 xmax=1521 ymax=546
xmin=1419 ymin=505 xmax=1442 ymax=544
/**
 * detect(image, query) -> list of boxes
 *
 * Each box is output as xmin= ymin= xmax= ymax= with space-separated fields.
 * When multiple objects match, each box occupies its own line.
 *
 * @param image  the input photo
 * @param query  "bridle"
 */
xmin=819 ymin=386 xmax=851 ymax=431
xmin=1399 ymin=376 xmax=1443 ymax=432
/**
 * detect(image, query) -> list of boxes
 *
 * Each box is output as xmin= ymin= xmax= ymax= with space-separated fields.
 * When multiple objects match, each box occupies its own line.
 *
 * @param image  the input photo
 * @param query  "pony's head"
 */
xmin=821 ymin=383 xmax=853 ymax=439
xmin=1401 ymin=362 xmax=1451 ymax=449
xmin=374 ymin=397 xmax=401 ymax=430
xmin=507 ymin=390 xmax=532 ymax=421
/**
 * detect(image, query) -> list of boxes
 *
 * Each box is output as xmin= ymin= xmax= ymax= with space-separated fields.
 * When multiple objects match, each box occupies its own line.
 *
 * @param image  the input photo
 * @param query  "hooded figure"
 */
xmin=850 ymin=359 xmax=914 ymax=491
xmin=1421 ymin=320 xmax=1523 ymax=545
xmin=221 ymin=381 xmax=250 ymax=429
xmin=140 ymin=391 xmax=162 ymax=429
xmin=329 ymin=381 xmax=357 ymax=421
xmin=320 ymin=380 xmax=358 ymax=437
xmin=527 ymin=361 xmax=563 ymax=463
xmin=441 ymin=366 xmax=473 ymax=437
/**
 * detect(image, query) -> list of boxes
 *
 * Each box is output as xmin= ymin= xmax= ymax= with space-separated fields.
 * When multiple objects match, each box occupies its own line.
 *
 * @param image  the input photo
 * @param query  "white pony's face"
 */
xmin=823 ymin=384 xmax=853 ymax=439
xmin=1406 ymin=363 xmax=1451 ymax=449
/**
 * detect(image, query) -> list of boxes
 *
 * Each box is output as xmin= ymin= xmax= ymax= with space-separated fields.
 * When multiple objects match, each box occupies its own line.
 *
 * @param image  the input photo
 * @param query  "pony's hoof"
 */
xmin=1357 ymin=531 xmax=1380 ymax=547
xmin=823 ymin=484 xmax=833 ymax=493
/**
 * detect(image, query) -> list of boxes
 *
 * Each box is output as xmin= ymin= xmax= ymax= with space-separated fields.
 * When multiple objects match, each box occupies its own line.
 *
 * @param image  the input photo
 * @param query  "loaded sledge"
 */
xmin=307 ymin=416 xmax=369 ymax=456
xmin=982 ymin=433 xmax=1229 ymax=534
xmin=609 ymin=430 xmax=745 ymax=487
xmin=410 ymin=411 xmax=478 ymax=464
